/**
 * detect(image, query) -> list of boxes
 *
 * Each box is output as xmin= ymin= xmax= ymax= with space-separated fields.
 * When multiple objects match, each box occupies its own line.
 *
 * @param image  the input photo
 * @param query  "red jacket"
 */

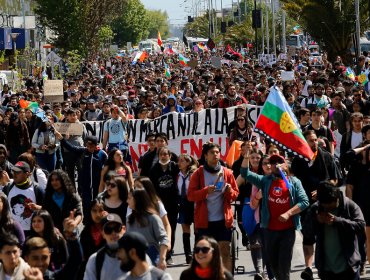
xmin=188 ymin=166 xmax=239 ymax=229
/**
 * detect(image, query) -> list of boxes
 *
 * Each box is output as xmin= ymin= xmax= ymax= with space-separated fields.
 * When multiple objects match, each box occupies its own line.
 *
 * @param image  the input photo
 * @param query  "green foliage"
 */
xmin=281 ymin=0 xmax=368 ymax=63
xmin=65 ymin=50 xmax=83 ymax=77
xmin=183 ymin=12 xmax=210 ymax=38
xmin=111 ymin=0 xmax=149 ymax=45
xmin=99 ymin=25 xmax=114 ymax=44
xmin=146 ymin=10 xmax=170 ymax=39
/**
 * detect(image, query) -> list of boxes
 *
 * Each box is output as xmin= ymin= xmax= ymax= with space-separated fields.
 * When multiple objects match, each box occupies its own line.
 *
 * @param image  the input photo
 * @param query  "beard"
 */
xmin=120 ymin=256 xmax=136 ymax=272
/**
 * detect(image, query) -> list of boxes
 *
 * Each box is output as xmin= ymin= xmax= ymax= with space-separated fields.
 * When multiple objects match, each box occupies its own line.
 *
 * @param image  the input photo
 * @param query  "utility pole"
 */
xmin=282 ymin=9 xmax=286 ymax=53
xmin=260 ymin=0 xmax=264 ymax=53
xmin=254 ymin=0 xmax=258 ymax=57
xmin=355 ymin=0 xmax=361 ymax=59
xmin=272 ymin=0 xmax=276 ymax=56
xmin=266 ymin=0 xmax=269 ymax=54
xmin=237 ymin=0 xmax=241 ymax=24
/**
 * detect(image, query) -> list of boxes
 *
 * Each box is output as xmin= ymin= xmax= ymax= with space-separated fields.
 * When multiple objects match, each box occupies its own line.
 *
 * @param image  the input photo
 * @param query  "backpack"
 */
xmin=95 ymin=247 xmax=105 ymax=280
xmin=33 ymin=168 xmax=49 ymax=183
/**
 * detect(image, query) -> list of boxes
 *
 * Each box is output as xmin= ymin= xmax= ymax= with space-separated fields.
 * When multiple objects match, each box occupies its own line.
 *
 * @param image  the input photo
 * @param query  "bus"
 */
xmin=138 ymin=40 xmax=155 ymax=53
xmin=286 ymin=34 xmax=305 ymax=49
xmin=186 ymin=37 xmax=208 ymax=50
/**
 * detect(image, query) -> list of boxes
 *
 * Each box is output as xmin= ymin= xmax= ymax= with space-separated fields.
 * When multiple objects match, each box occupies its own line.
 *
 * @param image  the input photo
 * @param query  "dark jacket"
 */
xmin=139 ymin=148 xmax=178 ymax=178
xmin=43 ymin=192 xmax=82 ymax=232
xmin=303 ymin=193 xmax=365 ymax=274
xmin=44 ymin=239 xmax=83 ymax=280
xmin=61 ymin=139 xmax=107 ymax=202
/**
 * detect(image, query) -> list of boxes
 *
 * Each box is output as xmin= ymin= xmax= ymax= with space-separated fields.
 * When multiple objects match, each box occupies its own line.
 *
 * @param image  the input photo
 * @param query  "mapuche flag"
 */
xmin=254 ymin=87 xmax=314 ymax=161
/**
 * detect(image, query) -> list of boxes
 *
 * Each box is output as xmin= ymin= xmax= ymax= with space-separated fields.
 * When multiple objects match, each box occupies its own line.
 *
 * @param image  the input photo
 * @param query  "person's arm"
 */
xmin=102 ymin=131 xmax=109 ymax=151
xmin=330 ymin=200 xmax=365 ymax=234
xmin=161 ymin=214 xmax=172 ymax=251
xmin=187 ymin=169 xmax=214 ymax=202
xmin=117 ymin=107 xmax=127 ymax=122
xmin=98 ymin=166 xmax=109 ymax=193
xmin=152 ymin=215 xmax=169 ymax=270
xmin=351 ymin=143 xmax=370 ymax=155
xmin=240 ymin=155 xmax=264 ymax=189
xmin=54 ymin=130 xmax=86 ymax=154
xmin=125 ymin=165 xmax=134 ymax=190
xmin=346 ymin=184 xmax=354 ymax=199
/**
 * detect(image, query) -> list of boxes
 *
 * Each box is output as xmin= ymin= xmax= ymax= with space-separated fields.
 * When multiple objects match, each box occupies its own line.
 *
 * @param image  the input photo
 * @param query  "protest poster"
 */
xmin=258 ymin=54 xmax=276 ymax=66
xmin=43 ymin=80 xmax=64 ymax=103
xmin=54 ymin=122 xmax=84 ymax=136
xmin=82 ymin=105 xmax=262 ymax=173
xmin=280 ymin=70 xmax=295 ymax=81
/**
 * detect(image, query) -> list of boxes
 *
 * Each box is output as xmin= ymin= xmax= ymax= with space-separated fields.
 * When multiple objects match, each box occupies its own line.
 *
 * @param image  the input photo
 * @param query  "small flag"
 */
xmin=357 ymin=70 xmax=369 ymax=85
xmin=254 ymin=87 xmax=314 ymax=161
xmin=132 ymin=51 xmax=143 ymax=65
xmin=344 ymin=67 xmax=355 ymax=81
xmin=293 ymin=25 xmax=301 ymax=35
xmin=164 ymin=63 xmax=171 ymax=79
xmin=197 ymin=42 xmax=208 ymax=52
xmin=158 ymin=31 xmax=163 ymax=47
xmin=139 ymin=51 xmax=148 ymax=62
xmin=178 ymin=54 xmax=190 ymax=67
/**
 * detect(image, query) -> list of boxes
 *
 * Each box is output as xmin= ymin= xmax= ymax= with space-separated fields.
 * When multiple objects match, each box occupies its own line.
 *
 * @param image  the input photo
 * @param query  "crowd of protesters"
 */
xmin=0 ymin=46 xmax=369 ymax=280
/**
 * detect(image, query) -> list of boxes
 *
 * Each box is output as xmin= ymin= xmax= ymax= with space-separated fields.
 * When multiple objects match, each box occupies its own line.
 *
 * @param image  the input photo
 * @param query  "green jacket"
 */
xmin=240 ymin=167 xmax=309 ymax=230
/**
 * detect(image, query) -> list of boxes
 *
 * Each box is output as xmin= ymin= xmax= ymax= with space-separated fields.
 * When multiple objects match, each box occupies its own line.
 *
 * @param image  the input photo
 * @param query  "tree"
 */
xmin=111 ymin=0 xmax=149 ymax=46
xmin=282 ymin=0 xmax=368 ymax=63
xmin=183 ymin=13 xmax=210 ymax=38
xmin=34 ymin=0 xmax=123 ymax=56
xmin=146 ymin=10 xmax=170 ymax=39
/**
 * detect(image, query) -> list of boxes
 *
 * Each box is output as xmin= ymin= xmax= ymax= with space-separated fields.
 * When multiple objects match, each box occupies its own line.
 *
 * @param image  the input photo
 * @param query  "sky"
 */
xmin=141 ymin=0 xmax=231 ymax=26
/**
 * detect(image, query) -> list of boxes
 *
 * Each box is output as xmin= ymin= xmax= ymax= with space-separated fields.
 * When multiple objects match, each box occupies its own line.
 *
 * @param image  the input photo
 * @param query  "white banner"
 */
xmin=82 ymin=105 xmax=262 ymax=173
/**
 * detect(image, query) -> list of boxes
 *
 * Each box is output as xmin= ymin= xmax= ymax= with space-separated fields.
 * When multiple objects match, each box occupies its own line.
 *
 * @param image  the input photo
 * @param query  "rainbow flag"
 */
xmin=345 ymin=67 xmax=355 ymax=81
xmin=178 ymin=54 xmax=189 ymax=67
xmin=254 ymin=87 xmax=314 ymax=161
xmin=197 ymin=42 xmax=208 ymax=52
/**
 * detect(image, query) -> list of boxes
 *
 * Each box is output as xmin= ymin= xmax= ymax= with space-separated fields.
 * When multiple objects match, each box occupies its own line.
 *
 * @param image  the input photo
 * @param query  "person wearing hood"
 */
xmin=218 ymin=83 xmax=248 ymax=108
xmin=55 ymin=131 xmax=108 ymax=218
xmin=161 ymin=95 xmax=184 ymax=115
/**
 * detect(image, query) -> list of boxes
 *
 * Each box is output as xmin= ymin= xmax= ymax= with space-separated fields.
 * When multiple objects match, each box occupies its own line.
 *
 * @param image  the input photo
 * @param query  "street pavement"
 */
xmin=167 ymin=227 xmax=370 ymax=280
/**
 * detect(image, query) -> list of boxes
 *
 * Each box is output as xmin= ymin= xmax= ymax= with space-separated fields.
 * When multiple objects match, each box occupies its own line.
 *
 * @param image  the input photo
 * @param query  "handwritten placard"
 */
xmin=43 ymin=80 xmax=64 ymax=103
xmin=54 ymin=122 xmax=84 ymax=136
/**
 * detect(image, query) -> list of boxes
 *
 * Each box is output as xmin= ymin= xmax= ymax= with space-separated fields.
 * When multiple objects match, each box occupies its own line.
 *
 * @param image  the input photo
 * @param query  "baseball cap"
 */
xmin=101 ymin=213 xmax=123 ymax=229
xmin=118 ymin=232 xmax=148 ymax=254
xmin=269 ymin=154 xmax=286 ymax=164
xmin=12 ymin=161 xmax=31 ymax=173
xmin=182 ymin=97 xmax=193 ymax=103
xmin=87 ymin=99 xmax=95 ymax=104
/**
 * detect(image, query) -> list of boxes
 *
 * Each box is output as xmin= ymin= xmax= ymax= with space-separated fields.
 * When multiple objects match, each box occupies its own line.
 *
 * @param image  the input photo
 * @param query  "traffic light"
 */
xmin=221 ymin=22 xmax=227 ymax=33
xmin=188 ymin=16 xmax=194 ymax=22
xmin=252 ymin=9 xmax=262 ymax=28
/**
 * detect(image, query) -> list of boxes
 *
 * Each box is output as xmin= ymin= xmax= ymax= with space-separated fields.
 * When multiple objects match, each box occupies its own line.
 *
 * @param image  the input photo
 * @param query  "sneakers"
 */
xmin=166 ymin=257 xmax=174 ymax=266
xmin=300 ymin=267 xmax=314 ymax=280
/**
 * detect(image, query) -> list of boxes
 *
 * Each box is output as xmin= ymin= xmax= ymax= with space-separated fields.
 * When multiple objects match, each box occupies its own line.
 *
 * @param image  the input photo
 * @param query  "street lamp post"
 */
xmin=10 ymin=32 xmax=20 ymax=70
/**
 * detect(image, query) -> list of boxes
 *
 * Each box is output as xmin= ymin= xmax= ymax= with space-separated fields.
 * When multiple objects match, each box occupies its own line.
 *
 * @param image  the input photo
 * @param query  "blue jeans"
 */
xmin=263 ymin=228 xmax=295 ymax=280
xmin=36 ymin=152 xmax=56 ymax=173
xmin=147 ymin=245 xmax=159 ymax=265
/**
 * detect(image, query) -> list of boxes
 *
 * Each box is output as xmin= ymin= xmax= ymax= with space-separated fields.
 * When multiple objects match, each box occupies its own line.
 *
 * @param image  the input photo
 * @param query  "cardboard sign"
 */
xmin=258 ymin=54 xmax=276 ymax=66
xmin=211 ymin=56 xmax=222 ymax=68
xmin=43 ymin=80 xmax=64 ymax=103
xmin=54 ymin=122 xmax=84 ymax=136
xmin=281 ymin=70 xmax=295 ymax=81
xmin=188 ymin=59 xmax=198 ymax=69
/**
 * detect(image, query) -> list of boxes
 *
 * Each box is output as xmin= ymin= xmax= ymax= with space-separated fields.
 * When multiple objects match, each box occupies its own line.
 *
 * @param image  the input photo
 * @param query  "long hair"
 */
xmin=105 ymin=148 xmax=129 ymax=173
xmin=45 ymin=169 xmax=76 ymax=200
xmin=0 ymin=192 xmax=14 ymax=231
xmin=29 ymin=210 xmax=59 ymax=248
xmin=82 ymin=198 xmax=105 ymax=228
xmin=134 ymin=176 xmax=160 ymax=213
xmin=127 ymin=188 xmax=156 ymax=227
xmin=189 ymin=236 xmax=226 ymax=279
xmin=258 ymin=154 xmax=270 ymax=175
xmin=178 ymin=154 xmax=199 ymax=174
xmin=104 ymin=176 xmax=129 ymax=202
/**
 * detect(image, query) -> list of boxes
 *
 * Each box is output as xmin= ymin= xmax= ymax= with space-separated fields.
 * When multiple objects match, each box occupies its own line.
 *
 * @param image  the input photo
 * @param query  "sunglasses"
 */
xmin=194 ymin=246 xmax=213 ymax=254
xmin=237 ymin=119 xmax=245 ymax=122
xmin=270 ymin=160 xmax=284 ymax=165
xmin=106 ymin=182 xmax=117 ymax=188
xmin=104 ymin=223 xmax=121 ymax=234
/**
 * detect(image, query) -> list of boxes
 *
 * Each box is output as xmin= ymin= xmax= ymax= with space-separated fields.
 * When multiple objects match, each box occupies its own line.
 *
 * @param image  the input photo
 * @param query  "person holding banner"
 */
xmin=188 ymin=142 xmax=239 ymax=272
xmin=240 ymin=154 xmax=309 ymax=280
